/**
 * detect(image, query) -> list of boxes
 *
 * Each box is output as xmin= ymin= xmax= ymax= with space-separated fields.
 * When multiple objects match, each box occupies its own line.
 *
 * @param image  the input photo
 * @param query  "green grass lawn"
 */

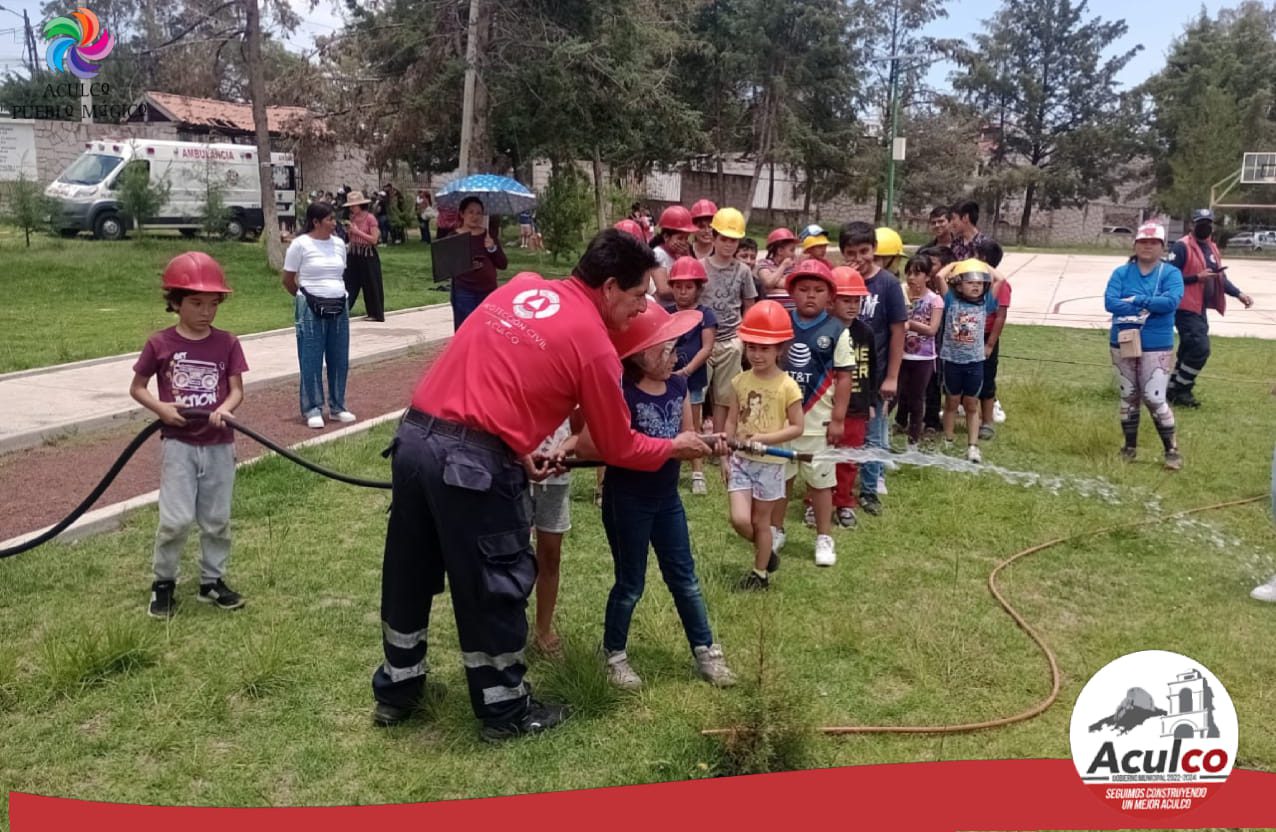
xmin=1 ymin=325 xmax=1274 ymax=820
xmin=0 ymin=230 xmax=567 ymax=373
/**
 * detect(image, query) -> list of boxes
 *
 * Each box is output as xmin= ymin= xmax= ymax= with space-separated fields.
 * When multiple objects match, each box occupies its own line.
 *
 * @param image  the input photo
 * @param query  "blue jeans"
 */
xmin=860 ymin=397 xmax=889 ymax=499
xmin=601 ymin=486 xmax=714 ymax=653
xmin=451 ymin=285 xmax=493 ymax=331
xmin=294 ymin=294 xmax=349 ymax=418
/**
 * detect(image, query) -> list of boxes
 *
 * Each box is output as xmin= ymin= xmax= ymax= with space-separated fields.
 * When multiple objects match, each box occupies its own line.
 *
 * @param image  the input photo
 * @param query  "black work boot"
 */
xmin=479 ymin=699 xmax=571 ymax=743
xmin=372 ymin=680 xmax=447 ymax=728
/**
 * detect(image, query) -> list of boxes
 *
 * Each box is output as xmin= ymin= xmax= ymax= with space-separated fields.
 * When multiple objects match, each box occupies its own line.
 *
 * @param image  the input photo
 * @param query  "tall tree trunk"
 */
xmin=244 ymin=0 xmax=282 ymax=270
xmin=766 ymin=159 xmax=775 ymax=223
xmin=1018 ymin=182 xmax=1035 ymax=245
xmin=802 ymin=164 xmax=813 ymax=217
xmin=593 ymin=147 xmax=606 ymax=232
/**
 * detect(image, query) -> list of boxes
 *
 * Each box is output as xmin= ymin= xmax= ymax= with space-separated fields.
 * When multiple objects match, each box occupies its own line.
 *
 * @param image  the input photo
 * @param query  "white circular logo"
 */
xmin=816 ymin=335 xmax=833 ymax=351
xmin=511 ymin=288 xmax=561 ymax=320
xmin=787 ymin=343 xmax=812 ymax=368
xmin=1070 ymin=650 xmax=1237 ymax=819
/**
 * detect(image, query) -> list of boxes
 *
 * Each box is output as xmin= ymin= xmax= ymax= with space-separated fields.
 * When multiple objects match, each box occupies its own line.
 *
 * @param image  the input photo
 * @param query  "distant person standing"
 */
xmin=416 ymin=189 xmax=435 ymax=244
xmin=927 ymin=206 xmax=954 ymax=248
xmin=451 ymin=196 xmax=508 ymax=331
xmin=949 ymin=199 xmax=989 ymax=261
xmin=1165 ymin=209 xmax=1254 ymax=408
xmin=342 ymin=190 xmax=385 ymax=322
xmin=690 ymin=199 xmax=718 ymax=259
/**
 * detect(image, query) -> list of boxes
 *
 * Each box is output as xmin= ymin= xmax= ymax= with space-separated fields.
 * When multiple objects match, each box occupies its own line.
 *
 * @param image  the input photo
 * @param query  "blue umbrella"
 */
xmin=436 ymin=174 xmax=537 ymax=216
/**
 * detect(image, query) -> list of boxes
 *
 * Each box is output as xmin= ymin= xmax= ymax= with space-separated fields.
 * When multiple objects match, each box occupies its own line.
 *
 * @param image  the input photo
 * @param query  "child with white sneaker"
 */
xmin=726 ymin=301 xmax=804 ymax=590
xmin=596 ymin=305 xmax=736 ymax=690
xmin=664 ymin=256 xmax=718 ymax=496
xmin=130 ymin=252 xmax=248 ymax=619
xmin=937 ymin=258 xmax=1006 ymax=463
xmin=779 ymin=260 xmax=853 ymax=567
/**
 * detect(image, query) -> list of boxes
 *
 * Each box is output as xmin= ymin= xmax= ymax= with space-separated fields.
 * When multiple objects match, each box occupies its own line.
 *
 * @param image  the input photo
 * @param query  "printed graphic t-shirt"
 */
xmin=786 ymin=311 xmax=854 ymax=436
xmin=731 ymin=370 xmax=803 ymax=464
xmin=604 ymin=374 xmax=688 ymax=496
xmin=845 ymin=318 xmax=878 ymax=418
xmin=700 ymin=257 xmax=758 ymax=340
xmin=940 ymin=290 xmax=996 ymax=364
xmin=904 ymin=290 xmax=944 ymax=359
xmin=133 ymin=326 xmax=249 ymax=445
xmin=857 ymin=268 xmax=908 ymax=384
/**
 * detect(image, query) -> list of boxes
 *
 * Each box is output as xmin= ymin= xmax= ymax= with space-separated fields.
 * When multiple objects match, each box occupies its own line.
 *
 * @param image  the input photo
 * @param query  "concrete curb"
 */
xmin=0 ymin=408 xmax=406 ymax=552
xmin=0 ymin=334 xmax=442 ymax=456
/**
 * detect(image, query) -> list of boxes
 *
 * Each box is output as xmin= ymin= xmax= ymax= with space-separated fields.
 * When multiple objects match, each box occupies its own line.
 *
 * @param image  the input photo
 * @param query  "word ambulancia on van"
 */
xmin=45 ymin=139 xmax=296 ymax=241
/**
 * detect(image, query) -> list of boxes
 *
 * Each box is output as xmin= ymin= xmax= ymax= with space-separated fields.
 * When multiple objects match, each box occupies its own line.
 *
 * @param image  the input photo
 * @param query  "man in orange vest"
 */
xmin=1166 ymin=209 xmax=1253 ymax=408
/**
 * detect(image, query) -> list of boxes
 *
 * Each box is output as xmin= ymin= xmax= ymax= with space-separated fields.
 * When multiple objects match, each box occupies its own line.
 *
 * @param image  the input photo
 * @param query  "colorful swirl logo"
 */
xmin=43 ymin=7 xmax=114 ymax=79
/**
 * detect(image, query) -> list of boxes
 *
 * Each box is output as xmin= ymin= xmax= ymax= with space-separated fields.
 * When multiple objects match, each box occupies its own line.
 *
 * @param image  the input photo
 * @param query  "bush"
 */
xmin=116 ymin=159 xmax=171 ymax=238
xmin=537 ymin=165 xmax=594 ymax=262
xmin=200 ymin=181 xmax=232 ymax=239
xmin=1 ymin=173 xmax=55 ymax=247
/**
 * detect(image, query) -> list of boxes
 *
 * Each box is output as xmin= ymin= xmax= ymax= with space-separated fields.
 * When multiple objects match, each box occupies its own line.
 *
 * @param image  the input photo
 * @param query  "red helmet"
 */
xmin=766 ymin=227 xmax=797 ymax=248
xmin=738 ymin=300 xmax=794 ymax=345
xmin=784 ymin=257 xmax=837 ymax=294
xmin=610 ymin=304 xmax=703 ymax=359
xmin=690 ymin=198 xmax=718 ymax=220
xmin=613 ymin=218 xmax=645 ymax=240
xmin=831 ymin=266 xmax=868 ymax=297
xmin=658 ymin=205 xmax=697 ymax=234
xmin=162 ymin=251 xmax=232 ymax=294
xmin=668 ymin=256 xmax=708 ymax=283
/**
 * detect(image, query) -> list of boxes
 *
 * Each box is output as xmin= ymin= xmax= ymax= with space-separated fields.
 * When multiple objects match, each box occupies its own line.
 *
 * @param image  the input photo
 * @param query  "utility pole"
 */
xmin=884 ymin=56 xmax=901 ymax=227
xmin=23 ymin=9 xmax=36 ymax=75
xmin=457 ymin=0 xmax=482 ymax=175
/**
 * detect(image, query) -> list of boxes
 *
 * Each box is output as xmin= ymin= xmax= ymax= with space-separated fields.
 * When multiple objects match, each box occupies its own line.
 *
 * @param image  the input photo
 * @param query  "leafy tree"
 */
xmin=1 ymin=173 xmax=55 ymax=247
xmin=953 ymin=0 xmax=1141 ymax=241
xmin=894 ymin=102 xmax=982 ymax=219
xmin=1143 ymin=3 xmax=1276 ymax=217
xmin=116 ymin=159 xmax=171 ymax=239
xmin=536 ymin=164 xmax=593 ymax=262
xmin=200 ymin=182 xmax=232 ymax=239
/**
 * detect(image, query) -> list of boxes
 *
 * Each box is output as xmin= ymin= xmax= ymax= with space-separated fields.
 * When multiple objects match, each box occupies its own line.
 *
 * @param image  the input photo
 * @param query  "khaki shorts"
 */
xmin=784 ymin=433 xmax=836 ymax=489
xmin=706 ymin=337 xmax=744 ymax=409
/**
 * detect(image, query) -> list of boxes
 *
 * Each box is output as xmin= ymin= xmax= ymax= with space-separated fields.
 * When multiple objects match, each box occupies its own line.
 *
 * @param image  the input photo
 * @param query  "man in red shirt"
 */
xmin=372 ymin=230 xmax=716 ymax=741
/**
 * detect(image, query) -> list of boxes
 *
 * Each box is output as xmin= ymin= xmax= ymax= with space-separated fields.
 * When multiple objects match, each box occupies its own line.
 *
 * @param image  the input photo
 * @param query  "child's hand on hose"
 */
xmin=156 ymin=402 xmax=187 ymax=427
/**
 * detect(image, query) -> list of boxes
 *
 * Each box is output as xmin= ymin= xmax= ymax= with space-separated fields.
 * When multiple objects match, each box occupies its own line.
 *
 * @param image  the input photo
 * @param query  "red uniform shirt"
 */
xmin=412 ymin=274 xmax=672 ymax=471
xmin=985 ymin=280 xmax=1011 ymax=333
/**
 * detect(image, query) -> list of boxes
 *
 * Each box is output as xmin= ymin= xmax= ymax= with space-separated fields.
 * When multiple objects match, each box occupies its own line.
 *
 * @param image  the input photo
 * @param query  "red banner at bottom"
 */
xmin=11 ymin=760 xmax=1276 ymax=830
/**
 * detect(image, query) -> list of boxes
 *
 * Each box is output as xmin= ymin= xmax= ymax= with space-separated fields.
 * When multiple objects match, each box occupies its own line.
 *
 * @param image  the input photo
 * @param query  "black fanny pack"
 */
xmin=300 ymin=287 xmax=347 ymax=318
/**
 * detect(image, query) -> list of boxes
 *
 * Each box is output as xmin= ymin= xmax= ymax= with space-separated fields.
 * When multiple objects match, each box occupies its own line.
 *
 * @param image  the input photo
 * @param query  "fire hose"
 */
xmin=0 ymin=418 xmax=772 ymax=559
xmin=3 ymin=416 xmax=1267 ymax=743
xmin=700 ymin=494 xmax=1267 ymax=739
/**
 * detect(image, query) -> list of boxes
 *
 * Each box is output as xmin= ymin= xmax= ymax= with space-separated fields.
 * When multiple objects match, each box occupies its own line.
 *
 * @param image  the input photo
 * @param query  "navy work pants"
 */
xmin=372 ymin=412 xmax=536 ymax=726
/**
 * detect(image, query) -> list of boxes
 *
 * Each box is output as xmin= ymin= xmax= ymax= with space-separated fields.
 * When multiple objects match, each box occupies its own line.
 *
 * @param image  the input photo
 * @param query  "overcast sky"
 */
xmin=0 ymin=0 xmax=1231 ymax=93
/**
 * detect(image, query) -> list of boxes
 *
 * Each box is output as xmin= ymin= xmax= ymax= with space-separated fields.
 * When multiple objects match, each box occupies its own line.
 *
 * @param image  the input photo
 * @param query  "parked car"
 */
xmin=1102 ymin=226 xmax=1134 ymax=235
xmin=1224 ymin=231 xmax=1276 ymax=251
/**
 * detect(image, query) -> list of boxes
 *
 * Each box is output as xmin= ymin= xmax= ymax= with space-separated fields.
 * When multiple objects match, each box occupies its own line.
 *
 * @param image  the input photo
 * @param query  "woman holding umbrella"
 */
xmin=452 ymin=196 xmax=508 ymax=330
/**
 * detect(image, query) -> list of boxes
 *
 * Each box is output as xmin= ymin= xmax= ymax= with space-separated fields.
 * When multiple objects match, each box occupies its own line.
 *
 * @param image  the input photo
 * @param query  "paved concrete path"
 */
xmin=1 ymin=252 xmax=1272 ymax=455
xmin=0 ymin=304 xmax=455 ymax=454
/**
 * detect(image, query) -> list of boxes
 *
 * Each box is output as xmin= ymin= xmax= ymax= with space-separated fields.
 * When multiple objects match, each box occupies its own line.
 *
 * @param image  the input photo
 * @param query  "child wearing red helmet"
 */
xmin=129 ymin=252 xmax=249 ymax=619
xmin=663 ymin=256 xmax=718 ymax=495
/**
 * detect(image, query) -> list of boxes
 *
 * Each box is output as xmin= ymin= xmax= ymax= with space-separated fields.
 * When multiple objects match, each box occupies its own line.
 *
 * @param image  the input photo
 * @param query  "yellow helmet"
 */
xmin=950 ymin=258 xmax=992 ymax=283
xmin=875 ymin=226 xmax=904 ymax=257
xmin=710 ymin=207 xmax=747 ymax=240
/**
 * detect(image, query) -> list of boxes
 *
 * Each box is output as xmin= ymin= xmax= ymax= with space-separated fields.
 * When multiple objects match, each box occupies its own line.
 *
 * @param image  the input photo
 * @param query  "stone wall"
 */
xmin=29 ymin=119 xmax=178 ymax=184
xmin=293 ymin=144 xmax=379 ymax=195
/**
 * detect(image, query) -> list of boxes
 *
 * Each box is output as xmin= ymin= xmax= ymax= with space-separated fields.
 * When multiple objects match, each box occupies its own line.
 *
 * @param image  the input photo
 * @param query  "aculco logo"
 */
xmin=1070 ymin=650 xmax=1237 ymax=819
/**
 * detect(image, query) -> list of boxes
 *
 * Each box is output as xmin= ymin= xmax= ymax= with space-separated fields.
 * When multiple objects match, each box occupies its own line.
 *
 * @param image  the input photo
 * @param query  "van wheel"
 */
xmin=93 ymin=213 xmax=125 ymax=241
xmin=179 ymin=228 xmax=198 ymax=239
xmin=224 ymin=217 xmax=247 ymax=241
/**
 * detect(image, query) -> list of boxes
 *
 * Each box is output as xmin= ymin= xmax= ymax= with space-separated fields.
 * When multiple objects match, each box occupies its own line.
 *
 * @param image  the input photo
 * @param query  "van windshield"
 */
xmin=58 ymin=153 xmax=123 ymax=185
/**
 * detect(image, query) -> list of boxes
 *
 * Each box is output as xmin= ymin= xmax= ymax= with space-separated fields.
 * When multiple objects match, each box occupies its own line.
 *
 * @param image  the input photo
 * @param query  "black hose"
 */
xmin=0 ymin=408 xmax=391 ymax=559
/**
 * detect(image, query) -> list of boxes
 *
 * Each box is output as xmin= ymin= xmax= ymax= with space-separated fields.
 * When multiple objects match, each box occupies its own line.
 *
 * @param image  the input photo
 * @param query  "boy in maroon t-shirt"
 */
xmin=129 ymin=252 xmax=249 ymax=619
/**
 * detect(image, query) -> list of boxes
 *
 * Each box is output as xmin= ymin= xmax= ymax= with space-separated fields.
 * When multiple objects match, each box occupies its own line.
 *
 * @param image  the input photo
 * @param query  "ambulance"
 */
xmin=45 ymin=138 xmax=296 ymax=240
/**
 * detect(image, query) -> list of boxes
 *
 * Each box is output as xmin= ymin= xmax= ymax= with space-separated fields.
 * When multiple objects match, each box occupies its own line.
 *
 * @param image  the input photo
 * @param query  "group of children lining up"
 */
xmin=530 ymin=202 xmax=1011 ymax=692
